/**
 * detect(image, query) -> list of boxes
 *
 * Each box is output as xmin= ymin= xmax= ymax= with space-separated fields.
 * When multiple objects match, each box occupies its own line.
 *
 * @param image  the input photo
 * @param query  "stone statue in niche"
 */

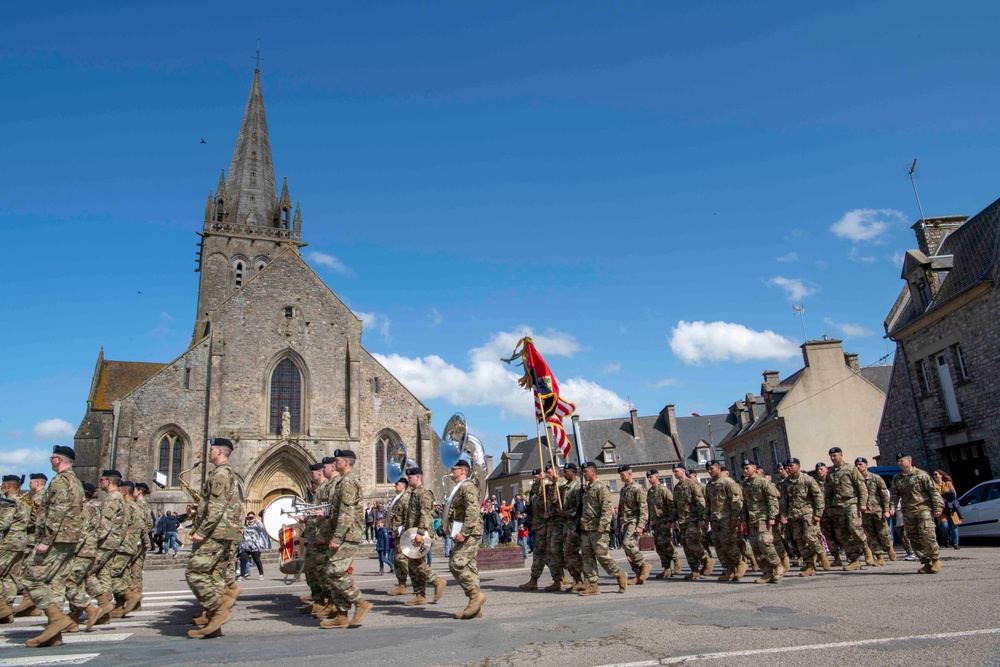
xmin=281 ymin=406 xmax=291 ymax=437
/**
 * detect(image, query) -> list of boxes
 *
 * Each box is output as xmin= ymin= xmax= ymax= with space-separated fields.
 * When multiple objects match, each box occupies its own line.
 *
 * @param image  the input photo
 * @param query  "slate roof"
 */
xmin=860 ymin=365 xmax=892 ymax=394
xmin=91 ymin=360 xmax=168 ymax=411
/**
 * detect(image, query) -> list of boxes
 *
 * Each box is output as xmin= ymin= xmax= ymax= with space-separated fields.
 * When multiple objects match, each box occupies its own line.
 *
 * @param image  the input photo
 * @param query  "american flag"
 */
xmin=505 ymin=337 xmax=577 ymax=458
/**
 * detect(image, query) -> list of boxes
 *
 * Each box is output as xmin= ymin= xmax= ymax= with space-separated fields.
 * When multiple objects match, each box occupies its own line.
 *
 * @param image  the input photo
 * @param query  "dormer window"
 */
xmin=914 ymin=280 xmax=931 ymax=308
xmin=603 ymin=449 xmax=615 ymax=464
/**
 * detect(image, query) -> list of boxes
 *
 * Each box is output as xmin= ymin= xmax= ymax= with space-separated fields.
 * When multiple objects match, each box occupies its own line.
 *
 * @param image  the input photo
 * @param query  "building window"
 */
xmin=216 ymin=199 xmax=224 ymax=222
xmin=954 ymin=345 xmax=969 ymax=380
xmin=284 ymin=306 xmax=294 ymax=319
xmin=375 ymin=435 xmax=387 ymax=484
xmin=914 ymin=280 xmax=931 ymax=308
xmin=256 ymin=260 xmax=268 ymax=273
xmin=234 ymin=261 xmax=244 ymax=289
xmin=695 ymin=446 xmax=710 ymax=465
xmin=158 ymin=433 xmax=184 ymax=487
xmin=730 ymin=456 xmax=737 ymax=472
xmin=603 ymin=449 xmax=615 ymax=464
xmin=608 ymin=480 xmax=618 ymax=492
xmin=183 ymin=368 xmax=191 ymax=390
xmin=770 ymin=440 xmax=780 ymax=468
xmin=935 ymin=353 xmax=962 ymax=423
xmin=269 ymin=359 xmax=301 ymax=434
xmin=916 ymin=359 xmax=931 ymax=395
xmin=752 ymin=447 xmax=761 ymax=466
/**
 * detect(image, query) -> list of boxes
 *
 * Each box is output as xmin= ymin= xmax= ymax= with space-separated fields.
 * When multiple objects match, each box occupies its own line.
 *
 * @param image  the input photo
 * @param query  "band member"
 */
xmin=11 ymin=472 xmax=47 ymax=618
xmin=446 ymin=459 xmax=485 ymax=619
xmin=402 ymin=466 xmax=446 ymax=606
xmin=109 ymin=480 xmax=140 ymax=618
xmin=318 ymin=449 xmax=371 ymax=628
xmin=21 ymin=445 xmax=84 ymax=648
xmin=125 ymin=483 xmax=154 ymax=613
xmin=64 ymin=481 xmax=101 ymax=631
xmin=300 ymin=461 xmax=326 ymax=608
xmin=186 ymin=437 xmax=243 ymax=639
xmin=308 ymin=456 xmax=340 ymax=620
xmin=386 ymin=477 xmax=412 ymax=596
xmin=0 ymin=474 xmax=30 ymax=623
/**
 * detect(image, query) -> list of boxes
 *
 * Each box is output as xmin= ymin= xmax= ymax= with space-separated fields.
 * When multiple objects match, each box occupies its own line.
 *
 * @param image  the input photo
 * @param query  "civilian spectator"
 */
xmin=933 ymin=470 xmax=961 ymax=550
xmin=153 ymin=510 xmax=166 ymax=554
xmin=237 ymin=511 xmax=268 ymax=580
xmin=375 ymin=519 xmax=393 ymax=574
xmin=163 ymin=511 xmax=181 ymax=557
xmin=365 ymin=503 xmax=375 ymax=542
xmin=517 ymin=521 xmax=530 ymax=557
xmin=610 ymin=508 xmax=621 ymax=549
xmin=499 ymin=515 xmax=513 ymax=544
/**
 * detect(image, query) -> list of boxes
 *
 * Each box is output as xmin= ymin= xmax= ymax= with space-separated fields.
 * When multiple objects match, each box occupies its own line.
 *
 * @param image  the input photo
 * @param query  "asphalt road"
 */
xmin=2 ymin=544 xmax=999 ymax=667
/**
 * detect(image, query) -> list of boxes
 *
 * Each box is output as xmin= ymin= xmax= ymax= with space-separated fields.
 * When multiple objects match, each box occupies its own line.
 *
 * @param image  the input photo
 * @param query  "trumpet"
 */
xmin=177 ymin=461 xmax=202 ymax=504
xmin=279 ymin=498 xmax=328 ymax=518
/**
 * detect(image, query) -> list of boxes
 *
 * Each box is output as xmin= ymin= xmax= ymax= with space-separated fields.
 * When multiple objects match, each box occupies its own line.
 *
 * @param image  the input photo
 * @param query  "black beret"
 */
xmin=581 ymin=461 xmax=597 ymax=470
xmin=855 ymin=457 xmax=867 ymax=464
xmin=82 ymin=481 xmax=96 ymax=495
xmin=785 ymin=458 xmax=800 ymax=466
xmin=531 ymin=468 xmax=541 ymax=476
xmin=742 ymin=459 xmax=754 ymax=467
xmin=119 ymin=480 xmax=135 ymax=489
xmin=896 ymin=452 xmax=910 ymax=460
xmin=815 ymin=462 xmax=827 ymax=470
xmin=209 ymin=437 xmax=234 ymax=450
xmin=617 ymin=464 xmax=631 ymax=473
xmin=101 ymin=469 xmax=122 ymax=479
xmin=672 ymin=463 xmax=686 ymax=471
xmin=30 ymin=473 xmax=48 ymax=481
xmin=646 ymin=469 xmax=658 ymax=477
xmin=308 ymin=462 xmax=324 ymax=472
xmin=335 ymin=449 xmax=357 ymax=460
xmin=2 ymin=474 xmax=21 ymax=483
xmin=53 ymin=445 xmax=75 ymax=460
xmin=564 ymin=462 xmax=578 ymax=471
xmin=544 ymin=463 xmax=554 ymax=471
xmin=706 ymin=460 xmax=721 ymax=468
xmin=136 ymin=483 xmax=150 ymax=493
xmin=406 ymin=466 xmax=422 ymax=476
xmin=451 ymin=459 xmax=471 ymax=469
xmin=322 ymin=456 xmax=337 ymax=465
xmin=719 ymin=464 xmax=729 ymax=472
xmin=828 ymin=447 xmax=842 ymax=455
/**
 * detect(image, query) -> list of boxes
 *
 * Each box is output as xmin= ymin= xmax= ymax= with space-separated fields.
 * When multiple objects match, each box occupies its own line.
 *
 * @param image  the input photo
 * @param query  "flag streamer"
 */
xmin=502 ymin=337 xmax=577 ymax=459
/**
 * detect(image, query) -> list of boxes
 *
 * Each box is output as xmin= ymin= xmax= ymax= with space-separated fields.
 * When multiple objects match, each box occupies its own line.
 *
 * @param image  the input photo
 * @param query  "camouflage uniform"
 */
xmin=779 ymin=472 xmax=826 ymax=561
xmin=705 ymin=475 xmax=744 ymax=573
xmin=185 ymin=463 xmax=242 ymax=611
xmin=90 ymin=487 xmax=125 ymax=597
xmin=387 ymin=488 xmax=411 ymax=589
xmin=23 ymin=468 xmax=84 ymax=610
xmin=560 ymin=477 xmax=584 ymax=584
xmin=824 ymin=462 xmax=869 ymax=564
xmin=447 ymin=480 xmax=483 ymax=595
xmin=324 ymin=470 xmax=363 ymax=612
xmin=861 ymin=472 xmax=893 ymax=557
xmin=303 ymin=478 xmax=333 ymax=602
xmin=617 ymin=480 xmax=648 ymax=575
xmin=404 ymin=484 xmax=440 ymax=596
xmin=129 ymin=495 xmax=153 ymax=592
xmin=110 ymin=499 xmax=142 ymax=599
xmin=0 ymin=493 xmax=30 ymax=606
xmin=65 ymin=496 xmax=102 ymax=615
xmin=742 ymin=474 xmax=781 ymax=580
xmin=673 ymin=476 xmax=709 ymax=572
xmin=545 ymin=480 xmax=568 ymax=582
xmin=646 ymin=483 xmax=679 ymax=575
xmin=891 ymin=468 xmax=944 ymax=567
xmin=527 ymin=481 xmax=549 ymax=579
xmin=579 ymin=479 xmax=623 ymax=583
xmin=772 ymin=477 xmax=794 ymax=562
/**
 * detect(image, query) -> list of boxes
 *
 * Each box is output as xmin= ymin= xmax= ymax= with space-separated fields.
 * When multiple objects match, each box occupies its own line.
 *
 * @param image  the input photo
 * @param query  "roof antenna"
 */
xmin=908 ymin=159 xmax=927 ymax=224
xmin=792 ymin=304 xmax=807 ymax=341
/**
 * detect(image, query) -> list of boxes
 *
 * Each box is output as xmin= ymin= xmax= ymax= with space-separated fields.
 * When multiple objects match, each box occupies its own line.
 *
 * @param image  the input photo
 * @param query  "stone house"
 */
xmin=719 ymin=340 xmax=890 ymax=474
xmin=73 ymin=68 xmax=442 ymax=514
xmin=879 ymin=206 xmax=1000 ymax=493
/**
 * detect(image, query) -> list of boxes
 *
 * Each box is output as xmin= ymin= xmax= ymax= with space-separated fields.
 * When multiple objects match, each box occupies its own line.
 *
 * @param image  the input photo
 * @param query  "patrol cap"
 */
xmin=82 ymin=481 xmax=96 ymax=495
xmin=741 ymin=459 xmax=755 ymax=467
xmin=672 ymin=463 xmax=687 ymax=471
xmin=451 ymin=459 xmax=471 ymax=469
xmin=52 ymin=445 xmax=75 ymax=460
xmin=532 ymin=468 xmax=542 ymax=476
xmin=334 ymin=449 xmax=357 ymax=460
xmin=617 ymin=464 xmax=631 ymax=473
xmin=645 ymin=468 xmax=658 ymax=477
xmin=706 ymin=460 xmax=722 ymax=468
xmin=854 ymin=457 xmax=867 ymax=464
xmin=101 ymin=469 xmax=122 ymax=479
xmin=406 ymin=466 xmax=423 ymax=476
xmin=119 ymin=480 xmax=135 ymax=489
xmin=815 ymin=462 xmax=827 ymax=470
xmin=581 ymin=461 xmax=597 ymax=470
xmin=309 ymin=462 xmax=324 ymax=472
xmin=828 ymin=447 xmax=842 ymax=455
xmin=209 ymin=437 xmax=234 ymax=450
xmin=322 ymin=456 xmax=337 ymax=465
xmin=785 ymin=458 xmax=800 ymax=467
xmin=135 ymin=483 xmax=150 ymax=494
xmin=564 ymin=462 xmax=578 ymax=472
xmin=2 ymin=474 xmax=22 ymax=483
xmin=29 ymin=473 xmax=48 ymax=481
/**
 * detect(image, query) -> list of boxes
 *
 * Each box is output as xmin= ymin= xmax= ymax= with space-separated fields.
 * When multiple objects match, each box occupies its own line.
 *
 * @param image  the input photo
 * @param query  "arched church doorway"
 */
xmin=244 ymin=443 xmax=313 ymax=516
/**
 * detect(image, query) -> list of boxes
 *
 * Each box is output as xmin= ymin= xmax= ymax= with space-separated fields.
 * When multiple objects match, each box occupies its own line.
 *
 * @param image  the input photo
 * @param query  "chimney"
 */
xmin=662 ymin=404 xmax=678 ymax=437
xmin=630 ymin=407 xmax=643 ymax=441
xmin=844 ymin=352 xmax=860 ymax=371
xmin=912 ymin=215 xmax=966 ymax=256
xmin=762 ymin=370 xmax=780 ymax=388
xmin=506 ymin=434 xmax=527 ymax=453
xmin=746 ymin=393 xmax=759 ymax=424
xmin=731 ymin=401 xmax=748 ymax=429
xmin=484 ymin=454 xmax=494 ymax=477
xmin=570 ymin=415 xmax=582 ymax=460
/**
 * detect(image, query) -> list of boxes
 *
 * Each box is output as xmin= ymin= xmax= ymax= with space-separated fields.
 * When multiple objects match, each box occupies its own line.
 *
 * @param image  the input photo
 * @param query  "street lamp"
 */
xmin=691 ymin=413 xmax=713 ymax=446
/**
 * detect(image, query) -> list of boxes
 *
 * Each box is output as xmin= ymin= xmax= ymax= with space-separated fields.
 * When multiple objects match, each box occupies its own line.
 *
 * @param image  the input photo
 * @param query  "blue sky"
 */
xmin=4 ymin=1 xmax=1000 ymax=477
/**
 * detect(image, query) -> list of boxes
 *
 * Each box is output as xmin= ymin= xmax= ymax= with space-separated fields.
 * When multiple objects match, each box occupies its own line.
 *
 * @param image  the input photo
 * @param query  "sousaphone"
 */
xmin=438 ymin=412 xmax=488 ymax=538
xmin=386 ymin=440 xmax=416 ymax=531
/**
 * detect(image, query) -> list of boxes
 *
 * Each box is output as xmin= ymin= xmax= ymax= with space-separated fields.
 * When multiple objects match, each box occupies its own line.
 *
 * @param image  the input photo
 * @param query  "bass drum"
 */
xmin=262 ymin=494 xmax=299 ymax=542
xmin=278 ymin=524 xmax=306 ymax=576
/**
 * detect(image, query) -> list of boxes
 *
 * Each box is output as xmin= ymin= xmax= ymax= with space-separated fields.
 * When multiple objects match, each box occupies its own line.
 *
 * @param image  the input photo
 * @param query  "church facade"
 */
xmin=73 ymin=69 xmax=442 ymax=513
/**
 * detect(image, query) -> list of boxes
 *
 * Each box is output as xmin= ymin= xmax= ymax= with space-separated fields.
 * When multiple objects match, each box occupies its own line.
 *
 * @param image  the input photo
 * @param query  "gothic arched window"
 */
xmin=216 ymin=199 xmax=224 ymax=222
xmin=374 ymin=432 xmax=395 ymax=484
xmin=269 ymin=359 xmax=301 ymax=434
xmin=158 ymin=433 xmax=184 ymax=487
xmin=234 ymin=261 xmax=244 ymax=289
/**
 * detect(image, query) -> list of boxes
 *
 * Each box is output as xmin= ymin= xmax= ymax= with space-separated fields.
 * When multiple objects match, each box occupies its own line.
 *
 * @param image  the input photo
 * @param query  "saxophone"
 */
xmin=177 ymin=461 xmax=202 ymax=504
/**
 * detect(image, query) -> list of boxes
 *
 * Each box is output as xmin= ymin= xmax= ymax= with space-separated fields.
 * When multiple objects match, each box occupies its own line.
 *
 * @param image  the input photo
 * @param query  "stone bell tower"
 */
xmin=191 ymin=68 xmax=305 ymax=343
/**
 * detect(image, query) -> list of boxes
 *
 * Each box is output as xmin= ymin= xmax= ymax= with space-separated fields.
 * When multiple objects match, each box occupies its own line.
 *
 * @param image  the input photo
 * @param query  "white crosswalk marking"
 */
xmin=0 ymin=654 xmax=99 ymax=666
xmin=0 ymin=633 xmax=132 ymax=648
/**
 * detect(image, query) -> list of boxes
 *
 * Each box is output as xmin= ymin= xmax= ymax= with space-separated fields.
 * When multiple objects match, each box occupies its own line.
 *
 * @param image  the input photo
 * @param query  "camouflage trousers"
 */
xmin=620 ymin=522 xmax=646 ymax=572
xmin=580 ymin=531 xmax=621 ymax=583
xmin=739 ymin=533 xmax=753 ymax=562
xmin=747 ymin=520 xmax=780 ymax=576
xmin=710 ymin=520 xmax=742 ymax=570
xmin=65 ymin=555 xmax=98 ymax=612
xmin=562 ymin=524 xmax=582 ymax=581
xmin=820 ymin=512 xmax=843 ymax=555
xmin=23 ymin=543 xmax=76 ymax=610
xmin=325 ymin=542 xmax=361 ymax=612
xmin=0 ymin=549 xmax=25 ymax=603
xmin=393 ymin=545 xmax=409 ymax=587
xmin=110 ymin=550 xmax=140 ymax=597
xmin=862 ymin=513 xmax=893 ymax=556
xmin=303 ymin=545 xmax=331 ymax=601
xmin=448 ymin=535 xmax=480 ymax=595
xmin=678 ymin=521 xmax=708 ymax=571
xmin=129 ymin=547 xmax=147 ymax=591
xmin=407 ymin=549 xmax=439 ymax=597
xmin=652 ymin=523 xmax=678 ymax=571
xmin=529 ymin=526 xmax=549 ymax=578
xmin=185 ymin=538 xmax=236 ymax=610
xmin=774 ymin=521 xmax=795 ymax=559
xmin=787 ymin=517 xmax=825 ymax=559
xmin=903 ymin=511 xmax=940 ymax=564
xmin=546 ymin=521 xmax=566 ymax=580
xmin=828 ymin=506 xmax=866 ymax=562
xmin=89 ymin=548 xmax=117 ymax=597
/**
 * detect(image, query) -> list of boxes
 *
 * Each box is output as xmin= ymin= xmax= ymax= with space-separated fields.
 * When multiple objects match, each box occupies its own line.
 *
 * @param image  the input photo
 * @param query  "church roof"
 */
xmin=225 ymin=68 xmax=278 ymax=227
xmin=91 ymin=360 xmax=167 ymax=411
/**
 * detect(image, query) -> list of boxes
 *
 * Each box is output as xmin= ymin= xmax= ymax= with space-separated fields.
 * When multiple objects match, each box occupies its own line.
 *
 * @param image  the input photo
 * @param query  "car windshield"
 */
xmin=960 ymin=482 xmax=995 ymax=507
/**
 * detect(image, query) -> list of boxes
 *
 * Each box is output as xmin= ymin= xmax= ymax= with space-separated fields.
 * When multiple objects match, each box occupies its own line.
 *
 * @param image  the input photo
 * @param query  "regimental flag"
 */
xmin=503 ymin=337 xmax=577 ymax=458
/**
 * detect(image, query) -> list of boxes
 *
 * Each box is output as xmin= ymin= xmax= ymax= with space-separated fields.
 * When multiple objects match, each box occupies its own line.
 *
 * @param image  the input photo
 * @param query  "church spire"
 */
xmin=225 ymin=68 xmax=277 ymax=227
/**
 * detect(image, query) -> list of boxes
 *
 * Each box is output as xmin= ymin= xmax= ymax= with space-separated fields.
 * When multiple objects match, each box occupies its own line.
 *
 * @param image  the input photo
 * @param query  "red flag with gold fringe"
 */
xmin=503 ymin=337 xmax=576 ymax=458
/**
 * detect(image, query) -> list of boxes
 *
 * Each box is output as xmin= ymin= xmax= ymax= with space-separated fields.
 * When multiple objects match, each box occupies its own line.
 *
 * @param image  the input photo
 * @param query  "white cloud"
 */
xmin=374 ymin=327 xmax=627 ymax=421
xmin=601 ymin=363 xmax=621 ymax=375
xmin=0 ymin=447 xmax=50 ymax=466
xmin=831 ymin=208 xmax=906 ymax=243
xmin=32 ymin=418 xmax=75 ymax=441
xmin=848 ymin=247 xmax=878 ymax=263
xmin=775 ymin=252 xmax=799 ymax=263
xmin=768 ymin=276 xmax=818 ymax=302
xmin=429 ymin=307 xmax=443 ymax=327
xmin=669 ymin=320 xmax=800 ymax=365
xmin=357 ymin=311 xmax=391 ymax=342
xmin=649 ymin=378 xmax=679 ymax=389
xmin=307 ymin=251 xmax=354 ymax=277
xmin=891 ymin=251 xmax=905 ymax=268
xmin=823 ymin=318 xmax=874 ymax=338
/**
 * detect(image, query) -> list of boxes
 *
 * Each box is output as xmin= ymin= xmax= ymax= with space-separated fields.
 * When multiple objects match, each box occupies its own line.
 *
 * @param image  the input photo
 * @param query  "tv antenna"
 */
xmin=908 ymin=159 xmax=927 ymax=223
xmin=792 ymin=304 xmax=807 ymax=341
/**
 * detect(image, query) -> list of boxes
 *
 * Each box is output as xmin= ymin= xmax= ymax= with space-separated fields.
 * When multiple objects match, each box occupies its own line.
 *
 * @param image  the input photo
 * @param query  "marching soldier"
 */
xmin=772 ymin=465 xmax=795 ymax=570
xmin=704 ymin=460 xmax=745 ymax=582
xmin=85 ymin=469 xmax=126 ymax=629
xmin=724 ymin=466 xmax=758 ymax=573
xmin=64 ymin=481 xmax=101 ymax=632
xmin=401 ymin=466 xmax=446 ymax=606
xmin=740 ymin=461 xmax=781 ymax=584
xmin=560 ymin=462 xmax=584 ymax=591
xmin=186 ymin=437 xmax=243 ymax=639
xmin=824 ymin=447 xmax=871 ymax=571
xmin=815 ymin=462 xmax=844 ymax=565
xmin=544 ymin=463 xmax=569 ymax=591
xmin=519 ymin=469 xmax=551 ymax=590
xmin=126 ymin=482 xmax=154 ymax=612
xmin=302 ymin=457 xmax=337 ymax=616
xmin=673 ymin=464 xmax=712 ymax=579
xmin=20 ymin=445 xmax=84 ymax=648
xmin=318 ymin=449 xmax=371 ymax=628
xmin=890 ymin=454 xmax=944 ymax=574
xmin=385 ymin=477 xmax=412 ymax=596
xmin=645 ymin=469 xmax=682 ymax=579
xmin=445 ymin=459 xmax=486 ymax=619
xmin=109 ymin=480 xmax=141 ymax=618
xmin=779 ymin=459 xmax=830 ymax=576
xmin=10 ymin=472 xmax=46 ymax=619
xmin=617 ymin=464 xmax=650 ymax=584
xmin=576 ymin=461 xmax=627 ymax=595
xmin=856 ymin=458 xmax=895 ymax=565
xmin=299 ymin=461 xmax=326 ymax=607
xmin=0 ymin=474 xmax=30 ymax=623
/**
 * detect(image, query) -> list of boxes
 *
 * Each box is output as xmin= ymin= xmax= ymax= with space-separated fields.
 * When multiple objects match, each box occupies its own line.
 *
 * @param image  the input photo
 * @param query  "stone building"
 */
xmin=879 ymin=206 xmax=1000 ymax=493
xmin=73 ymin=68 xmax=442 ymax=514
xmin=719 ymin=340 xmax=890 ymax=474
xmin=487 ymin=406 xmax=733 ymax=503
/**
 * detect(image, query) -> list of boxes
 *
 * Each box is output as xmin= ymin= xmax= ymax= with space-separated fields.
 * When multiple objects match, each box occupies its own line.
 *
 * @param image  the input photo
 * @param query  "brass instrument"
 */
xmin=385 ymin=441 xmax=416 ymax=524
xmin=439 ymin=412 xmax=488 ymax=540
xmin=177 ymin=461 xmax=203 ymax=503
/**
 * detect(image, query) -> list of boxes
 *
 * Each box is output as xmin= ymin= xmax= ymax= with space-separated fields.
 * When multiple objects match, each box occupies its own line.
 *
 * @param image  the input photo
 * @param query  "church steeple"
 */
xmin=224 ymin=68 xmax=277 ymax=227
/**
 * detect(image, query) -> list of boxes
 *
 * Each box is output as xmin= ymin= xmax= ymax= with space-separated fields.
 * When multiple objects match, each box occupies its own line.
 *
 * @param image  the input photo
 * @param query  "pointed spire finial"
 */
xmin=254 ymin=39 xmax=263 ymax=71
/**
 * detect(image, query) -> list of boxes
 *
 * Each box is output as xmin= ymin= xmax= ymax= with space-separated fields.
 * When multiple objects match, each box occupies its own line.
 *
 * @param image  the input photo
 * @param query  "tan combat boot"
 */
xmin=455 ymin=589 xmax=486 ymax=619
xmin=191 ymin=609 xmax=209 ymax=626
xmin=683 ymin=570 xmax=700 ymax=580
xmin=403 ymin=594 xmax=428 ymax=606
xmin=748 ymin=555 xmax=759 ymax=572
xmin=831 ymin=554 xmax=843 ymax=567
xmin=386 ymin=584 xmax=408 ymax=596
xmin=929 ymin=559 xmax=941 ymax=573
xmin=122 ymin=590 xmax=142 ymax=615
xmin=65 ymin=608 xmax=82 ymax=633
xmin=109 ymin=595 xmax=127 ymax=619
xmin=571 ymin=576 xmax=586 ymax=592
xmin=673 ymin=555 xmax=683 ymax=575
xmin=887 ymin=546 xmax=897 ymax=561
xmin=781 ymin=555 xmax=791 ymax=572
xmin=25 ymin=605 xmax=73 ymax=648
xmin=864 ymin=546 xmax=875 ymax=567
xmin=433 ymin=578 xmax=447 ymax=602
xmin=298 ymin=601 xmax=317 ymax=615
xmin=543 ymin=579 xmax=563 ymax=592
xmin=350 ymin=599 xmax=372 ymax=626
xmin=701 ymin=556 xmax=715 ymax=576
xmin=818 ymin=554 xmax=831 ymax=571
xmin=617 ymin=571 xmax=628 ymax=593
xmin=313 ymin=604 xmax=336 ymax=620
xmin=187 ymin=596 xmax=234 ymax=639
xmin=0 ymin=600 xmax=13 ymax=624
xmin=636 ymin=562 xmax=652 ymax=585
xmin=224 ymin=583 xmax=242 ymax=600
xmin=799 ymin=563 xmax=817 ymax=577
xmin=657 ymin=568 xmax=672 ymax=579
xmin=86 ymin=592 xmax=114 ymax=630
xmin=754 ymin=573 xmax=773 ymax=584
xmin=843 ymin=559 xmax=861 ymax=571
xmin=518 ymin=576 xmax=539 ymax=590
xmin=577 ymin=582 xmax=600 ymax=596
xmin=12 ymin=597 xmax=36 ymax=617
xmin=875 ymin=554 xmax=885 ymax=566
xmin=319 ymin=611 xmax=349 ymax=629
xmin=717 ymin=568 xmax=734 ymax=582
xmin=734 ymin=561 xmax=748 ymax=581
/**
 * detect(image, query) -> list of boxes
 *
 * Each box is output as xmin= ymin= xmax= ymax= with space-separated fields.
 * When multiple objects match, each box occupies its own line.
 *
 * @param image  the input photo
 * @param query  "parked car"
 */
xmin=957 ymin=479 xmax=1000 ymax=538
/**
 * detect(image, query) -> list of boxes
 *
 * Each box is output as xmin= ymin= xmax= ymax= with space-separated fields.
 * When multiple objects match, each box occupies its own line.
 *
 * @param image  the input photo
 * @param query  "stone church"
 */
xmin=73 ymin=68 xmax=442 ymax=514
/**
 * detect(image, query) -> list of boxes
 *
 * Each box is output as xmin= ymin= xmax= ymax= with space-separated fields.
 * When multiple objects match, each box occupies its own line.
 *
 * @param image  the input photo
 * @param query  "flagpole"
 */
xmin=532 ymin=403 xmax=548 ymax=507
xmin=535 ymin=391 xmax=563 ymax=510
